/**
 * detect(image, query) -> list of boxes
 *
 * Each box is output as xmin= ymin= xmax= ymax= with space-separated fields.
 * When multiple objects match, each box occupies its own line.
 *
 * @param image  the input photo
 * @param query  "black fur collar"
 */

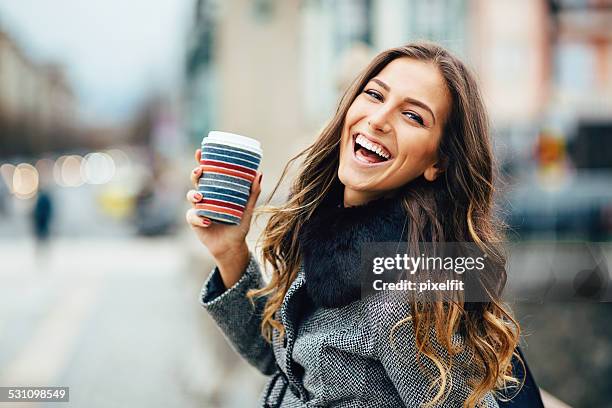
xmin=299 ymin=180 xmax=409 ymax=308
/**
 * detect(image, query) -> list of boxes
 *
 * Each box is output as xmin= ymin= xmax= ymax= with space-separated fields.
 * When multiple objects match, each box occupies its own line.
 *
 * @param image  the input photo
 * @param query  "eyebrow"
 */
xmin=370 ymin=78 xmax=436 ymax=125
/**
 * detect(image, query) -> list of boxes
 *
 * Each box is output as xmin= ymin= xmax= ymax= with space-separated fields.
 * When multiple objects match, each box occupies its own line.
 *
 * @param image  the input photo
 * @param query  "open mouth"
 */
xmin=352 ymin=133 xmax=392 ymax=165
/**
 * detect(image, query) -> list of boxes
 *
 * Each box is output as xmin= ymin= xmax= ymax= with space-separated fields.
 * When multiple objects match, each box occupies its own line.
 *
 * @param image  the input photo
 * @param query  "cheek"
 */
xmin=398 ymin=135 xmax=437 ymax=161
xmin=345 ymin=99 xmax=368 ymax=124
xmin=340 ymin=103 xmax=364 ymax=152
xmin=392 ymin=134 xmax=440 ymax=178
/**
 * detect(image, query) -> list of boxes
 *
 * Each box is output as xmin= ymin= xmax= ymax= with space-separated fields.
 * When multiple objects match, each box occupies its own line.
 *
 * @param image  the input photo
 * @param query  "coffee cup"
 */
xmin=197 ymin=131 xmax=263 ymax=225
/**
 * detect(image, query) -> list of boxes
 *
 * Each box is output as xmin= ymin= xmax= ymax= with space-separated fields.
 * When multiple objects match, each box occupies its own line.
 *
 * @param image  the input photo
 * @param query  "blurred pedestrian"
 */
xmin=32 ymin=188 xmax=54 ymax=257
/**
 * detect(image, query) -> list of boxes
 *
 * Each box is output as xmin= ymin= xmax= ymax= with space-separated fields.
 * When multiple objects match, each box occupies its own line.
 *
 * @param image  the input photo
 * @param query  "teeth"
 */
xmin=355 ymin=134 xmax=390 ymax=159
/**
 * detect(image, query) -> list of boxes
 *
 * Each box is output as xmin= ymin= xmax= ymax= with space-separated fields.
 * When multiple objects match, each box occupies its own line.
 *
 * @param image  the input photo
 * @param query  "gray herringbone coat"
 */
xmin=200 ymin=251 xmax=500 ymax=407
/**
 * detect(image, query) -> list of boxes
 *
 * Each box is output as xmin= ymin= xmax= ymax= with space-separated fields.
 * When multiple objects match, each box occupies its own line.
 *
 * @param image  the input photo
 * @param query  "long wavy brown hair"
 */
xmin=247 ymin=42 xmax=521 ymax=407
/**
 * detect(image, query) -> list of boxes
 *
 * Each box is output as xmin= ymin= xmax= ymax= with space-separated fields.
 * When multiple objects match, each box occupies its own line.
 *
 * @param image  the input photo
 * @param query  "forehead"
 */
xmin=372 ymin=57 xmax=451 ymax=120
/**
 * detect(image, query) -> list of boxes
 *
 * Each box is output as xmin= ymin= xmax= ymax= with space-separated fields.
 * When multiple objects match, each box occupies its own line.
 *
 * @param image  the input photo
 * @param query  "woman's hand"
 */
xmin=185 ymin=148 xmax=262 ymax=287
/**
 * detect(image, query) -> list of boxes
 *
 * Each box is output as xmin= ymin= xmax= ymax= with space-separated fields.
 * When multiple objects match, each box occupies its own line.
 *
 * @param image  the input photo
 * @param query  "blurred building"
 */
xmin=550 ymin=0 xmax=612 ymax=119
xmin=185 ymin=0 xmax=304 ymax=188
xmin=0 ymin=30 xmax=79 ymax=157
xmin=184 ymin=0 xmax=218 ymax=146
xmin=474 ymin=0 xmax=612 ymax=167
xmin=548 ymin=0 xmax=612 ymax=170
xmin=471 ymin=0 xmax=549 ymax=127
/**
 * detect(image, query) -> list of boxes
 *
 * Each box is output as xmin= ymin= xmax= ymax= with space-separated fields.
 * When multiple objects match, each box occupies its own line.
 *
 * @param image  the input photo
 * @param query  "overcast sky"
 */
xmin=0 ymin=0 xmax=193 ymax=125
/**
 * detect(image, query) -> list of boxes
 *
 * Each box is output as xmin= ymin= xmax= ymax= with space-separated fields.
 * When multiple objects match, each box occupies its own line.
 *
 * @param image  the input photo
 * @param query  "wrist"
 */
xmin=213 ymin=241 xmax=249 ymax=265
xmin=213 ymin=243 xmax=250 ymax=289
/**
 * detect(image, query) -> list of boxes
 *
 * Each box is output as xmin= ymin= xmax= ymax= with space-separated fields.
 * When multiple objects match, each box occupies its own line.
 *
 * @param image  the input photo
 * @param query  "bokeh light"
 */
xmin=12 ymin=163 xmax=39 ymax=199
xmin=82 ymin=152 xmax=116 ymax=184
xmin=106 ymin=149 xmax=130 ymax=169
xmin=61 ymin=155 xmax=84 ymax=187
xmin=53 ymin=156 xmax=67 ymax=187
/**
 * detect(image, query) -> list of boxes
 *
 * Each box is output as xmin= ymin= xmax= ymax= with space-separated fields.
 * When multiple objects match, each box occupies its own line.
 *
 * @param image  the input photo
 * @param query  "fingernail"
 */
xmin=193 ymin=168 xmax=199 ymax=174
xmin=202 ymin=218 xmax=211 ymax=226
xmin=194 ymin=192 xmax=202 ymax=200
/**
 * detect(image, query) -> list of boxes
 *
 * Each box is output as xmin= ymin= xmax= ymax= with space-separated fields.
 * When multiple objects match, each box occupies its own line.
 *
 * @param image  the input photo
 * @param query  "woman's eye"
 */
xmin=403 ymin=111 xmax=424 ymax=126
xmin=364 ymin=90 xmax=383 ymax=101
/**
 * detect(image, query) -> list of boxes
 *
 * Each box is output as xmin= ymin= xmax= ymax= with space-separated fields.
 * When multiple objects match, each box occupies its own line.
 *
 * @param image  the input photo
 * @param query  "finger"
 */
xmin=185 ymin=208 xmax=212 ymax=228
xmin=195 ymin=148 xmax=201 ymax=164
xmin=191 ymin=166 xmax=202 ymax=188
xmin=240 ymin=171 xmax=263 ymax=226
xmin=186 ymin=189 xmax=203 ymax=204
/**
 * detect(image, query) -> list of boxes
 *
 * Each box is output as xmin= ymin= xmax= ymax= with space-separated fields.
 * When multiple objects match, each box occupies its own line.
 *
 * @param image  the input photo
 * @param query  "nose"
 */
xmin=367 ymin=105 xmax=392 ymax=134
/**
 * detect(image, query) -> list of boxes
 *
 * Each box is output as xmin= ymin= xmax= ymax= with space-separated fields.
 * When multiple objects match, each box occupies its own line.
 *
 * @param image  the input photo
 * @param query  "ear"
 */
xmin=423 ymin=156 xmax=449 ymax=182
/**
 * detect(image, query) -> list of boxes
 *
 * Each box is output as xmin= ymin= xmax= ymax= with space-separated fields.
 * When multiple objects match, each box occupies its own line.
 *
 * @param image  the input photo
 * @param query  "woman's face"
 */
xmin=338 ymin=57 xmax=452 ymax=207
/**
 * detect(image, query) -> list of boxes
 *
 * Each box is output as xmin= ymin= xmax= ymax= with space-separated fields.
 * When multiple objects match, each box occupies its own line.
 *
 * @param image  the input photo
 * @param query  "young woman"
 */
xmin=185 ymin=42 xmax=542 ymax=407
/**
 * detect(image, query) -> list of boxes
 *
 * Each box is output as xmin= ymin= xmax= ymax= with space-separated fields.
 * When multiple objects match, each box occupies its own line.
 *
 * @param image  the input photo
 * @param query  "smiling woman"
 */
xmin=187 ymin=41 xmax=544 ymax=408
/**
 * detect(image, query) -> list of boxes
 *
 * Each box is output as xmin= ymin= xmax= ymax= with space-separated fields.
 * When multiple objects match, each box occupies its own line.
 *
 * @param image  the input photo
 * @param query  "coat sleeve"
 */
xmin=367 ymin=293 xmax=500 ymax=407
xmin=200 ymin=250 xmax=277 ymax=376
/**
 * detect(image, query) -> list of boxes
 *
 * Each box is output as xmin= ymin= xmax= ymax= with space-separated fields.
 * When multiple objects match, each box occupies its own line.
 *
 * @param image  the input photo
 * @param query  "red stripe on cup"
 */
xmin=196 ymin=203 xmax=244 ymax=218
xmin=200 ymin=166 xmax=255 ymax=182
xmin=198 ymin=199 xmax=245 ymax=212
xmin=200 ymin=159 xmax=257 ymax=176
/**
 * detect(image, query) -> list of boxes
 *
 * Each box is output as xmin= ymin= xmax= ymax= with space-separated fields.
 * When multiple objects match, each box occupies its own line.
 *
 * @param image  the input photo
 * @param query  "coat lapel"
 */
xmin=279 ymin=263 xmax=309 ymax=398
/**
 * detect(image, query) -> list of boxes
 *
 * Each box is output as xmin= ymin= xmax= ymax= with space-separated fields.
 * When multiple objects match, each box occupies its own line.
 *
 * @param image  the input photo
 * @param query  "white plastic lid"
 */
xmin=203 ymin=131 xmax=262 ymax=154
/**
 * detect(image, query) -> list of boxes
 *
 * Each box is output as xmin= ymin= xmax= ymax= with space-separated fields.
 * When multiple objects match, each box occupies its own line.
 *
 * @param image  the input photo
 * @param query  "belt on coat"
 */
xmin=263 ymin=363 xmax=301 ymax=407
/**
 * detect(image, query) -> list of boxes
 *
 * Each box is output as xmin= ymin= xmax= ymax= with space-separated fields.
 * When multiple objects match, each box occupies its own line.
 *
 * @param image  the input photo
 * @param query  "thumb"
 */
xmin=240 ymin=172 xmax=262 ymax=227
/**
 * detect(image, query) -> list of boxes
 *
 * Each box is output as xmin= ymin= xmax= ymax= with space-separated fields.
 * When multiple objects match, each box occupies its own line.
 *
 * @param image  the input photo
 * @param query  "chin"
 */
xmin=338 ymin=168 xmax=367 ymax=191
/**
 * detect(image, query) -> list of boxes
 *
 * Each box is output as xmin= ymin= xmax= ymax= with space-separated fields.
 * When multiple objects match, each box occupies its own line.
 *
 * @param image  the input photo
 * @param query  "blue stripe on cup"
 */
xmin=200 ymin=173 xmax=252 ymax=188
xmin=202 ymin=146 xmax=261 ymax=166
xmin=201 ymin=152 xmax=260 ymax=170
xmin=199 ymin=191 xmax=248 ymax=207
xmin=200 ymin=185 xmax=249 ymax=200
xmin=201 ymin=142 xmax=262 ymax=159
xmin=199 ymin=179 xmax=250 ymax=195
xmin=202 ymin=138 xmax=262 ymax=156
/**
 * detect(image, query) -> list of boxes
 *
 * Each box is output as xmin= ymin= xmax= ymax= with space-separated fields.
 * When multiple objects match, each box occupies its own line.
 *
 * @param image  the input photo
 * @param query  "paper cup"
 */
xmin=197 ymin=131 xmax=262 ymax=225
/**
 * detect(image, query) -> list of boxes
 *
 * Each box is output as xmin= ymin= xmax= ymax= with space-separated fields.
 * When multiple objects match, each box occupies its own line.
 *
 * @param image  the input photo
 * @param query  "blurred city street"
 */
xmin=0 ymin=181 xmax=266 ymax=407
xmin=0 ymin=232 xmax=266 ymax=408
xmin=0 ymin=237 xmax=191 ymax=407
